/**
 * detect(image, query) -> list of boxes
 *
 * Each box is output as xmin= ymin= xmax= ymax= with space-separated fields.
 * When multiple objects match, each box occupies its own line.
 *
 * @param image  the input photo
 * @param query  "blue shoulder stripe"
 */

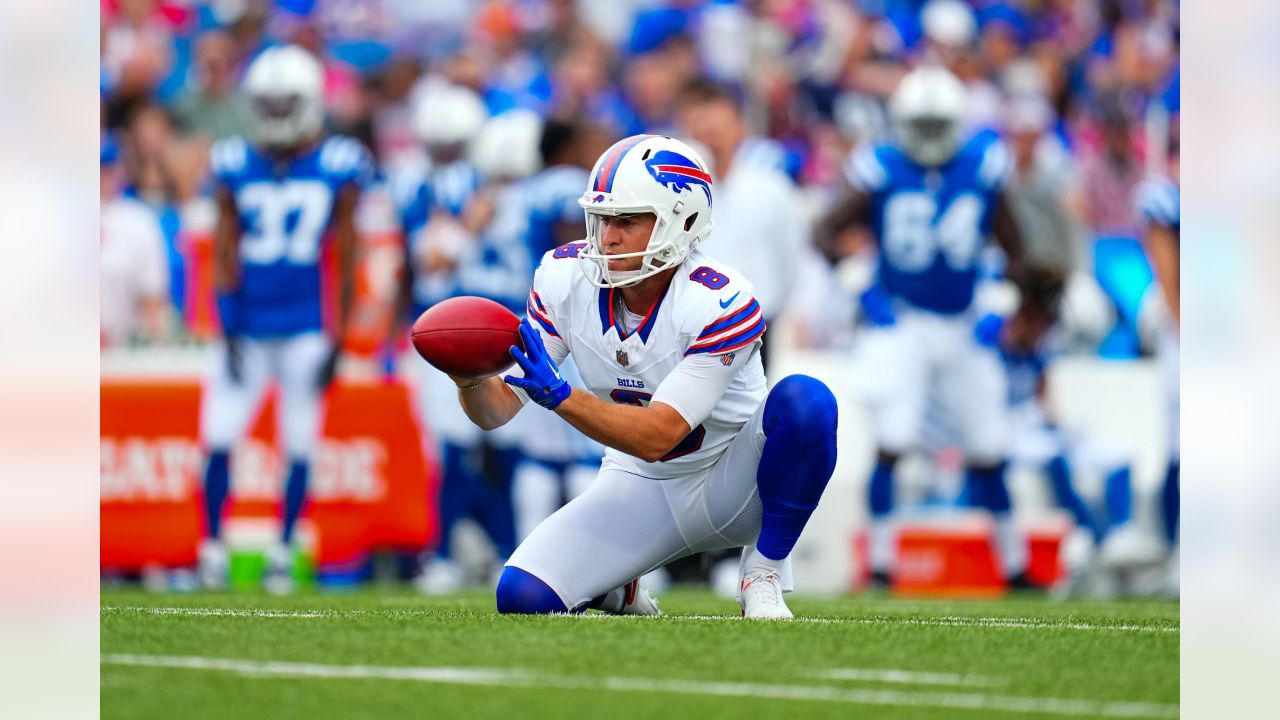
xmin=527 ymin=302 xmax=560 ymax=337
xmin=686 ymin=317 xmax=766 ymax=355
xmin=698 ymin=299 xmax=760 ymax=339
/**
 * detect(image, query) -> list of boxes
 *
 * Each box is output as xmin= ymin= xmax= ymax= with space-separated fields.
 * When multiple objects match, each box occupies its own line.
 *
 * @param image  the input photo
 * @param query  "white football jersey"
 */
xmin=523 ymin=245 xmax=767 ymax=479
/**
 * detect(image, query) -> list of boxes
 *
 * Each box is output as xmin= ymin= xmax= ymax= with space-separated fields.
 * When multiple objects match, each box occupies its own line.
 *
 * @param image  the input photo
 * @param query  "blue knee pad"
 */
xmin=762 ymin=375 xmax=839 ymax=443
xmin=495 ymin=566 xmax=568 ymax=615
xmin=755 ymin=375 xmax=839 ymax=560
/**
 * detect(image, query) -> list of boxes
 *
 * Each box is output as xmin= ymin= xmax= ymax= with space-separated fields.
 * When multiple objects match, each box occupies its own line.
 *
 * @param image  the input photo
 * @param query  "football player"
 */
xmin=445 ymin=135 xmax=838 ymax=618
xmin=988 ymin=270 xmax=1156 ymax=594
xmin=524 ymin=118 xmax=609 ymax=259
xmin=1136 ymin=129 xmax=1179 ymax=594
xmin=388 ymin=84 xmax=497 ymax=594
xmin=511 ymin=118 xmax=610 ymax=541
xmin=199 ymin=45 xmax=371 ymax=592
xmin=815 ymin=66 xmax=1029 ymax=586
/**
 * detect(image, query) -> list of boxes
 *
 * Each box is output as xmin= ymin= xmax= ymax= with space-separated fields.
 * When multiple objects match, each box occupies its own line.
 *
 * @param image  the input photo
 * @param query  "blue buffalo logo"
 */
xmin=591 ymin=193 xmax=606 ymax=203
xmin=644 ymin=150 xmax=713 ymax=206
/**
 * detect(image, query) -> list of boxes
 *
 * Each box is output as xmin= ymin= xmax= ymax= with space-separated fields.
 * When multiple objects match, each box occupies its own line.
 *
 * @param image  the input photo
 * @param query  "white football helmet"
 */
xmin=243 ymin=45 xmax=325 ymax=149
xmin=470 ymin=110 xmax=543 ymax=181
xmin=413 ymin=83 xmax=488 ymax=147
xmin=889 ymin=65 xmax=968 ymax=166
xmin=577 ymin=135 xmax=715 ymax=288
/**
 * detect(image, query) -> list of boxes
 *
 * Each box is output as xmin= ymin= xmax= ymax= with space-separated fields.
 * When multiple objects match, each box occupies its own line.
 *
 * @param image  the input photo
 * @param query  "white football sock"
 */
xmin=993 ymin=513 xmax=1028 ymax=577
xmin=867 ymin=518 xmax=896 ymax=574
xmin=743 ymin=544 xmax=786 ymax=576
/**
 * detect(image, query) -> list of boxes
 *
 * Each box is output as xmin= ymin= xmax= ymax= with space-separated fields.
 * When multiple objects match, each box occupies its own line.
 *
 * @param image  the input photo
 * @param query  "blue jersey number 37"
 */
xmin=237 ymin=180 xmax=333 ymax=265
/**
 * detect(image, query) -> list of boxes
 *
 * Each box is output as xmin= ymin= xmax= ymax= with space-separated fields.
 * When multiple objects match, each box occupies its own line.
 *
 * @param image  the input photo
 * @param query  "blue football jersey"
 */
xmin=210 ymin=135 xmax=373 ymax=337
xmin=388 ymin=160 xmax=483 ymax=316
xmin=845 ymin=131 xmax=1010 ymax=314
xmin=457 ymin=180 xmax=535 ymax=315
xmin=1136 ymin=175 xmax=1179 ymax=232
xmin=1002 ymin=346 xmax=1047 ymax=407
xmin=524 ymin=164 xmax=588 ymax=261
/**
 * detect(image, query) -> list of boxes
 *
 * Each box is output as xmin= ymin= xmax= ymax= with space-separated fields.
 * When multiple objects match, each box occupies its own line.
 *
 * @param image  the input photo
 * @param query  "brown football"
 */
xmin=410 ymin=296 xmax=522 ymax=378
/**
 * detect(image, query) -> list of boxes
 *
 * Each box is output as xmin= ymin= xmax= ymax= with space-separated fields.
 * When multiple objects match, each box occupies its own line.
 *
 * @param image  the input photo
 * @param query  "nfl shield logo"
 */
xmin=616 ymin=349 xmax=629 ymax=367
xmin=720 ymin=353 xmax=736 ymax=367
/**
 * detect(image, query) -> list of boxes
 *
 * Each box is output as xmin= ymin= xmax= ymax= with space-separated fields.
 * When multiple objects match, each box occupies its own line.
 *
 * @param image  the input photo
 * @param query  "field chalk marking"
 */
xmin=810 ymin=668 xmax=1007 ymax=688
xmin=102 ymin=606 xmax=1178 ymax=634
xmin=101 ymin=654 xmax=1177 ymax=719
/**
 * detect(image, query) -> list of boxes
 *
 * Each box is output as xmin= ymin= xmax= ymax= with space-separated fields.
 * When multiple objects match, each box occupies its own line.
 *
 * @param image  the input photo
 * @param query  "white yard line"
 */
xmin=101 ymin=654 xmax=1177 ymax=719
xmin=810 ymin=668 xmax=1007 ymax=688
xmin=584 ymin=613 xmax=1178 ymax=634
xmin=104 ymin=607 xmax=332 ymax=619
xmin=102 ymin=606 xmax=1178 ymax=633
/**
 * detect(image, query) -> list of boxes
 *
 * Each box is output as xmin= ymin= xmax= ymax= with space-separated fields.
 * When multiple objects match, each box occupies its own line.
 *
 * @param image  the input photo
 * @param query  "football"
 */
xmin=411 ymin=296 xmax=523 ymax=378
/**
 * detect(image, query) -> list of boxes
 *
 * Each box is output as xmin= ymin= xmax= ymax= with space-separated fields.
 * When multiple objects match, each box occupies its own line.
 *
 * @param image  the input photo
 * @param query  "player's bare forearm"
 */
xmin=456 ymin=375 xmax=524 ymax=430
xmin=554 ymin=389 xmax=690 ymax=464
xmin=992 ymin=193 xmax=1027 ymax=286
xmin=333 ymin=186 xmax=360 ymax=341
xmin=814 ymin=188 xmax=870 ymax=263
xmin=1146 ymin=226 xmax=1180 ymax=323
xmin=213 ymin=188 xmax=240 ymax=292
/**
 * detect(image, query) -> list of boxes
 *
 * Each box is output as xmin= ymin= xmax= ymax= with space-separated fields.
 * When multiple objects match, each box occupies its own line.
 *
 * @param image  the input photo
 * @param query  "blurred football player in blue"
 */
xmin=816 ymin=66 xmax=1029 ymax=587
xmin=1136 ymin=125 xmax=1179 ymax=595
xmin=387 ymin=84 xmax=495 ymax=594
xmin=510 ymin=118 xmax=610 ymax=540
xmin=199 ymin=45 xmax=370 ymax=593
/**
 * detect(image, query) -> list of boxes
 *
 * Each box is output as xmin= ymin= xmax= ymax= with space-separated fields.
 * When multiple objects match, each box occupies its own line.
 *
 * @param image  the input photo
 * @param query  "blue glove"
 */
xmin=858 ymin=283 xmax=897 ymax=327
xmin=504 ymin=319 xmax=571 ymax=410
xmin=973 ymin=313 xmax=1006 ymax=348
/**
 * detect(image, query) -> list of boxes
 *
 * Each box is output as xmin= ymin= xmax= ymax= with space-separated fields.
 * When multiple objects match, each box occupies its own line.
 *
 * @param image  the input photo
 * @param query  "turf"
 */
xmin=101 ymin=588 xmax=1178 ymax=719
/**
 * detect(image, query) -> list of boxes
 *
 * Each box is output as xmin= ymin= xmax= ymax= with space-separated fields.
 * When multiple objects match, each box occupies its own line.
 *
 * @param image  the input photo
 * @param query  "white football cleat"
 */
xmin=599 ymin=578 xmax=662 ymax=616
xmin=263 ymin=542 xmax=294 ymax=595
xmin=740 ymin=568 xmax=793 ymax=620
xmin=1100 ymin=525 xmax=1163 ymax=570
xmin=197 ymin=538 xmax=229 ymax=591
xmin=1050 ymin=527 xmax=1097 ymax=599
xmin=414 ymin=559 xmax=465 ymax=595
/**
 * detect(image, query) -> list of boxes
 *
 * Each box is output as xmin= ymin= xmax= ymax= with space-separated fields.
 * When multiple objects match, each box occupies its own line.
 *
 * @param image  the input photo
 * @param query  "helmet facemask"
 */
xmin=578 ymin=203 xmax=708 ymax=288
xmin=894 ymin=114 xmax=961 ymax=166
xmin=249 ymin=93 xmax=322 ymax=148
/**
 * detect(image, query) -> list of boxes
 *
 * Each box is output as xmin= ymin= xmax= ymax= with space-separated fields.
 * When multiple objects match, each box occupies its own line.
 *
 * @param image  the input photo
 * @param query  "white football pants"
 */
xmin=200 ymin=332 xmax=331 ymax=458
xmin=506 ymin=398 xmax=792 ymax=609
xmin=851 ymin=308 xmax=1009 ymax=464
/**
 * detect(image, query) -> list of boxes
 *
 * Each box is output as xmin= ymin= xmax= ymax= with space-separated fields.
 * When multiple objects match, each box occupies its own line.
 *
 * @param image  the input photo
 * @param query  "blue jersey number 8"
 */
xmin=882 ymin=192 xmax=984 ymax=272
xmin=237 ymin=180 xmax=333 ymax=265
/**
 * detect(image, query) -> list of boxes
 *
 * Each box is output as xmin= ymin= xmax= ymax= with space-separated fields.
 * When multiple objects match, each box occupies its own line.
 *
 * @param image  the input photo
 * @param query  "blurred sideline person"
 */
xmin=454 ymin=135 xmax=838 ymax=619
xmin=676 ymin=79 xmax=807 ymax=375
xmin=101 ymin=133 xmax=171 ymax=347
xmin=198 ymin=45 xmax=369 ymax=593
xmin=815 ymin=66 xmax=1029 ymax=587
xmin=524 ymin=119 xmax=609 ymax=258
xmin=1136 ymin=129 xmax=1179 ymax=595
xmin=434 ymin=109 xmax=547 ymax=587
xmin=512 ymin=118 xmax=610 ymax=542
xmin=389 ymin=84 xmax=506 ymax=594
xmin=974 ymin=270 xmax=1154 ymax=595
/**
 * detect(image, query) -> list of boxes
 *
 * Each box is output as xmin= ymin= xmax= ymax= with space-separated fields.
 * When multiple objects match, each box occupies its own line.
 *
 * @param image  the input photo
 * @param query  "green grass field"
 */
xmin=101 ymin=588 xmax=1178 ymax=719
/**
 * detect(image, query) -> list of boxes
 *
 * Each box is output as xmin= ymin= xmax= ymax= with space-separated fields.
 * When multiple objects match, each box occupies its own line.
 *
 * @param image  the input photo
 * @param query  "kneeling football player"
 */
xmin=449 ymin=135 xmax=838 ymax=618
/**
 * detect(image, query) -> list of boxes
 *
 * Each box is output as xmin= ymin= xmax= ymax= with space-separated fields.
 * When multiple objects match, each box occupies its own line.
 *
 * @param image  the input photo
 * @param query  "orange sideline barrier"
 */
xmin=851 ymin=519 xmax=1065 ymax=596
xmin=101 ymin=379 xmax=436 ymax=571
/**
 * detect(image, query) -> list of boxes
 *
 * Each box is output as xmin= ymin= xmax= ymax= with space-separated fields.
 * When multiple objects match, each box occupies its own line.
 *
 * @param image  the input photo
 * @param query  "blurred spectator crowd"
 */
xmin=100 ymin=0 xmax=1179 ymax=355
